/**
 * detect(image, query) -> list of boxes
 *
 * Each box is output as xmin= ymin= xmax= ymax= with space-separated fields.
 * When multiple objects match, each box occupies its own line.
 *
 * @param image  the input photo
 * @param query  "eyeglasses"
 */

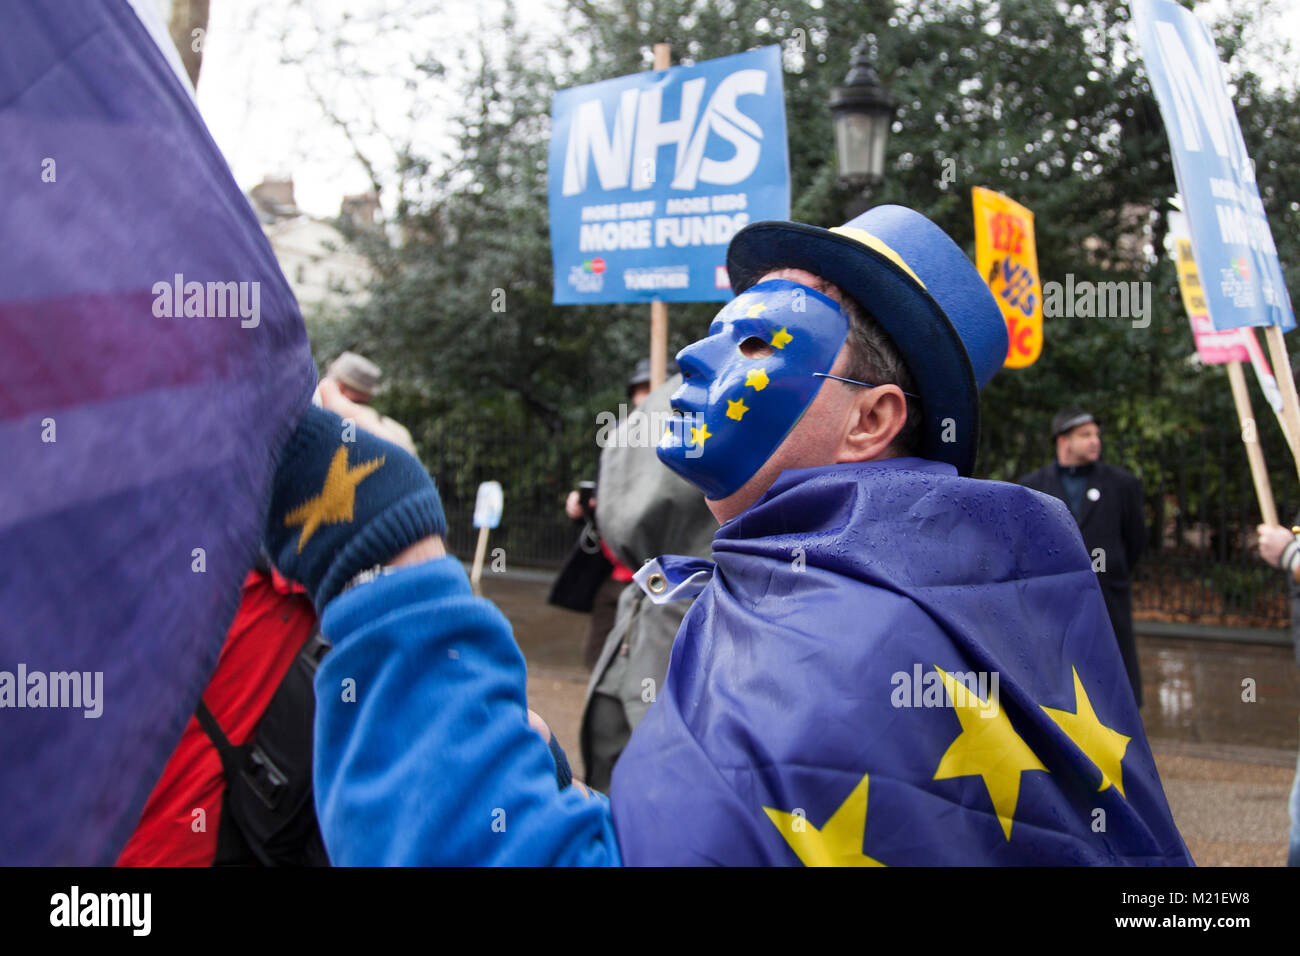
xmin=814 ymin=372 xmax=920 ymax=399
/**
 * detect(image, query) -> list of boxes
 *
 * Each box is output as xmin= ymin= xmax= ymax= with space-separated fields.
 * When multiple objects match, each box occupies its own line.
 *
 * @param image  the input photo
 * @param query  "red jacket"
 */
xmin=116 ymin=568 xmax=316 ymax=866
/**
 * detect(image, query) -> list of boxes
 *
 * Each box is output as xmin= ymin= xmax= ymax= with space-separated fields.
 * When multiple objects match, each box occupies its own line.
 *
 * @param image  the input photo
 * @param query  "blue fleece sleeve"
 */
xmin=313 ymin=557 xmax=621 ymax=865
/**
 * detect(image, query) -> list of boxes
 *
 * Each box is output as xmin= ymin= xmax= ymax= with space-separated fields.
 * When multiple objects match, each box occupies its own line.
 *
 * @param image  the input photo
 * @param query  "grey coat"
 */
xmin=579 ymin=375 xmax=716 ymax=788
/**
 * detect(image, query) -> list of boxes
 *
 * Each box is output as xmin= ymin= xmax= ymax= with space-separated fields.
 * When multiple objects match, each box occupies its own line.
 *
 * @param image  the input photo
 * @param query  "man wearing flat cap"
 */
xmin=1019 ymin=408 xmax=1147 ymax=706
xmin=267 ymin=206 xmax=1188 ymax=865
xmin=317 ymin=350 xmax=418 ymax=457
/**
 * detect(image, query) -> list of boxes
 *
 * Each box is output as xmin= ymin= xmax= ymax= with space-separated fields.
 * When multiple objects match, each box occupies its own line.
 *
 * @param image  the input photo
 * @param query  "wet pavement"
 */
xmin=483 ymin=567 xmax=1299 ymax=866
xmin=1138 ymin=638 xmax=1298 ymax=755
xmin=481 ymin=569 xmax=589 ymax=673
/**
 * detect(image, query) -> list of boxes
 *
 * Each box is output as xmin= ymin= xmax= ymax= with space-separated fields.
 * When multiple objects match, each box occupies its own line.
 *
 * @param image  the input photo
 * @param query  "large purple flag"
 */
xmin=0 ymin=0 xmax=315 ymax=863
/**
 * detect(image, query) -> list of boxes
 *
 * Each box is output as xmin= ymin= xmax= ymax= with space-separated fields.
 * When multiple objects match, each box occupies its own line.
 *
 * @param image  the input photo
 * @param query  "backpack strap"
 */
xmin=194 ymin=699 xmax=249 ymax=781
xmin=300 ymin=630 xmax=330 ymax=672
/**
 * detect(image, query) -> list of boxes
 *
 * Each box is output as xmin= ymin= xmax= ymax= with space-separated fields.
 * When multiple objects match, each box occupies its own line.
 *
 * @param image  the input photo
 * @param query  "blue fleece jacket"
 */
xmin=313 ymin=557 xmax=620 ymax=865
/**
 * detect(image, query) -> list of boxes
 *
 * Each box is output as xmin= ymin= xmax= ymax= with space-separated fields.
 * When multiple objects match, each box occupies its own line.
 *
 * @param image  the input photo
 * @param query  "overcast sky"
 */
xmin=191 ymin=0 xmax=568 ymax=216
xmin=188 ymin=0 xmax=1299 ymax=219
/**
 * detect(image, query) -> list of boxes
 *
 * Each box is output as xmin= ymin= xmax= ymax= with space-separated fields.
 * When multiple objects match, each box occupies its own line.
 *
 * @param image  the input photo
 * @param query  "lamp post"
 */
xmin=830 ymin=35 xmax=896 ymax=218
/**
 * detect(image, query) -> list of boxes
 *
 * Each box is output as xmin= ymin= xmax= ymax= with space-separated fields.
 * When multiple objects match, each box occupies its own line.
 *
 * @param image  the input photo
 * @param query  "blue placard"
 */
xmin=548 ymin=45 xmax=790 ymax=305
xmin=1133 ymin=0 xmax=1295 ymax=331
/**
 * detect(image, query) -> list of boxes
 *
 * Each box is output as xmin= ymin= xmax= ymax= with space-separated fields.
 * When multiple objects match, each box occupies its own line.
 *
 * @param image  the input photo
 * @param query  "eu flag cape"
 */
xmin=0 ymin=1 xmax=314 ymax=863
xmin=610 ymin=458 xmax=1191 ymax=865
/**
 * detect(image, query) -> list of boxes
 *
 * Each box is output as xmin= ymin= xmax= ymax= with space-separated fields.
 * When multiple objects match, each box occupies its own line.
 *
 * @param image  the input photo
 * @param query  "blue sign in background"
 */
xmin=1134 ymin=0 xmax=1295 ymax=331
xmin=549 ymin=45 xmax=790 ymax=305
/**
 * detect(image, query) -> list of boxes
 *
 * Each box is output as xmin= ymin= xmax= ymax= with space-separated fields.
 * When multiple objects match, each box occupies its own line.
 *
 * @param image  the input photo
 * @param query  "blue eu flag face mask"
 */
xmin=657 ymin=279 xmax=850 ymax=500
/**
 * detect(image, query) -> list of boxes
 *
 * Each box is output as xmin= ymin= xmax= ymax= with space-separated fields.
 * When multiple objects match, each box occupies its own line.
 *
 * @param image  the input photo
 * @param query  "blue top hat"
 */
xmin=725 ymin=204 xmax=1007 ymax=476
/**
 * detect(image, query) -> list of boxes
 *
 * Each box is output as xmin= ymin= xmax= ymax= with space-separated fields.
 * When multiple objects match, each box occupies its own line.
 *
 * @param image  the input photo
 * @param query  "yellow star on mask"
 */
xmin=745 ymin=367 xmax=769 ymax=391
xmin=771 ymin=327 xmax=793 ymax=349
xmin=763 ymin=772 xmax=884 ymax=867
xmin=1041 ymin=667 xmax=1132 ymax=798
xmin=726 ymin=398 xmax=749 ymax=421
xmin=284 ymin=445 xmax=385 ymax=552
xmin=932 ymin=665 xmax=1048 ymax=841
xmin=689 ymin=423 xmax=712 ymax=449
xmin=745 ymin=302 xmax=768 ymax=318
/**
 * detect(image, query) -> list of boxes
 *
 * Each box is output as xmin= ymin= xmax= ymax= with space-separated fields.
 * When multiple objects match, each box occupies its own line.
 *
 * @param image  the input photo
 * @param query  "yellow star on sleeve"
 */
xmin=932 ymin=665 xmax=1048 ymax=840
xmin=745 ymin=367 xmax=769 ymax=391
xmin=689 ymin=423 xmax=712 ymax=449
xmin=1041 ymin=667 xmax=1132 ymax=798
xmin=726 ymin=398 xmax=749 ymax=421
xmin=745 ymin=302 xmax=767 ymax=317
xmin=770 ymin=326 xmax=793 ymax=349
xmin=284 ymin=445 xmax=386 ymax=552
xmin=763 ymin=772 xmax=885 ymax=867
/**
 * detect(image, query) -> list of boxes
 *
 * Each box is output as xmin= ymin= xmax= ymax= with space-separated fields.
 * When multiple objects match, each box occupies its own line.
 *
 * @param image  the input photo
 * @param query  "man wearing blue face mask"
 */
xmin=286 ymin=205 xmax=1191 ymax=866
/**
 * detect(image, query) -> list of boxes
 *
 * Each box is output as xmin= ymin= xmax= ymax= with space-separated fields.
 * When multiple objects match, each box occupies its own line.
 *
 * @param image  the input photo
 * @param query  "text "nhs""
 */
xmin=561 ymin=69 xmax=768 ymax=196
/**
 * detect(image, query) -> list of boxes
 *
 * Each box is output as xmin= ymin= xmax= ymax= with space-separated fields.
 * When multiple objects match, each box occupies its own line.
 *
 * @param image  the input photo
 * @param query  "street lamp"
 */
xmin=830 ymin=36 xmax=896 ymax=212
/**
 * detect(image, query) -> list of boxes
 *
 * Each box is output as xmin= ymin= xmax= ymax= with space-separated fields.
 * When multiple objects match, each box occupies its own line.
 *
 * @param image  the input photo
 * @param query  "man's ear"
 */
xmin=837 ymin=385 xmax=909 ymax=464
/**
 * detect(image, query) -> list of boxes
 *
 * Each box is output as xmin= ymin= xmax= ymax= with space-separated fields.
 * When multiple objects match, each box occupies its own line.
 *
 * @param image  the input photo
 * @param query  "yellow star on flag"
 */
xmin=284 ymin=445 xmax=385 ymax=552
xmin=689 ymin=423 xmax=712 ymax=449
xmin=763 ymin=773 xmax=885 ymax=867
xmin=745 ymin=302 xmax=768 ymax=318
xmin=932 ymin=665 xmax=1048 ymax=840
xmin=726 ymin=398 xmax=749 ymax=421
xmin=771 ymin=327 xmax=793 ymax=349
xmin=745 ymin=367 xmax=769 ymax=391
xmin=1041 ymin=667 xmax=1132 ymax=798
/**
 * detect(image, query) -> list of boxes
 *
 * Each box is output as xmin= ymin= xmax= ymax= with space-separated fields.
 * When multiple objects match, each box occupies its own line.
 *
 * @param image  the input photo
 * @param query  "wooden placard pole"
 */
xmin=469 ymin=525 xmax=490 ymax=596
xmin=649 ymin=41 xmax=672 ymax=392
xmin=650 ymin=300 xmax=668 ymax=390
xmin=1263 ymin=324 xmax=1300 ymax=484
xmin=1226 ymin=360 xmax=1278 ymax=526
xmin=1244 ymin=326 xmax=1299 ymax=461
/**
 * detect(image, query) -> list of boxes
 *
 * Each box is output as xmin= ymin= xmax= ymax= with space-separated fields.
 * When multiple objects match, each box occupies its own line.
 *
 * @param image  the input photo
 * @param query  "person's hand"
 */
xmin=1257 ymin=524 xmax=1299 ymax=573
xmin=263 ymin=405 xmax=447 ymax=608
xmin=318 ymin=377 xmax=375 ymax=425
xmin=565 ymin=490 xmax=584 ymax=520
xmin=527 ymin=709 xmax=552 ymax=740
xmin=316 ymin=376 xmax=345 ymax=407
xmin=389 ymin=536 xmax=447 ymax=567
xmin=526 ymin=709 xmax=592 ymax=799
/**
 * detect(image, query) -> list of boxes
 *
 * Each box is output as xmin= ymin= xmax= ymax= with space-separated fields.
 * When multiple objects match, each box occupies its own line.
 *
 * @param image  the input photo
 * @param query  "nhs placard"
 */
xmin=1133 ymin=0 xmax=1295 ymax=331
xmin=549 ymin=45 xmax=790 ymax=305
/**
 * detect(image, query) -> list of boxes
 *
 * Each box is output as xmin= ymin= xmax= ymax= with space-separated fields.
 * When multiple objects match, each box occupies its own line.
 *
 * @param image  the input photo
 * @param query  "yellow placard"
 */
xmin=972 ymin=186 xmax=1042 ymax=369
xmin=1173 ymin=237 xmax=1208 ymax=318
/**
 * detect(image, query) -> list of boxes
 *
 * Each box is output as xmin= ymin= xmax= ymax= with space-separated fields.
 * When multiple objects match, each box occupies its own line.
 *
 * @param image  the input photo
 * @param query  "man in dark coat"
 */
xmin=1019 ymin=408 xmax=1147 ymax=705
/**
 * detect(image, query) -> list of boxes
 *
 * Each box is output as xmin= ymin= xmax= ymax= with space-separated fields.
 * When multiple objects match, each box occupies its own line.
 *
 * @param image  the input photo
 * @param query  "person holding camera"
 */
xmin=549 ymin=360 xmax=657 ymax=670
